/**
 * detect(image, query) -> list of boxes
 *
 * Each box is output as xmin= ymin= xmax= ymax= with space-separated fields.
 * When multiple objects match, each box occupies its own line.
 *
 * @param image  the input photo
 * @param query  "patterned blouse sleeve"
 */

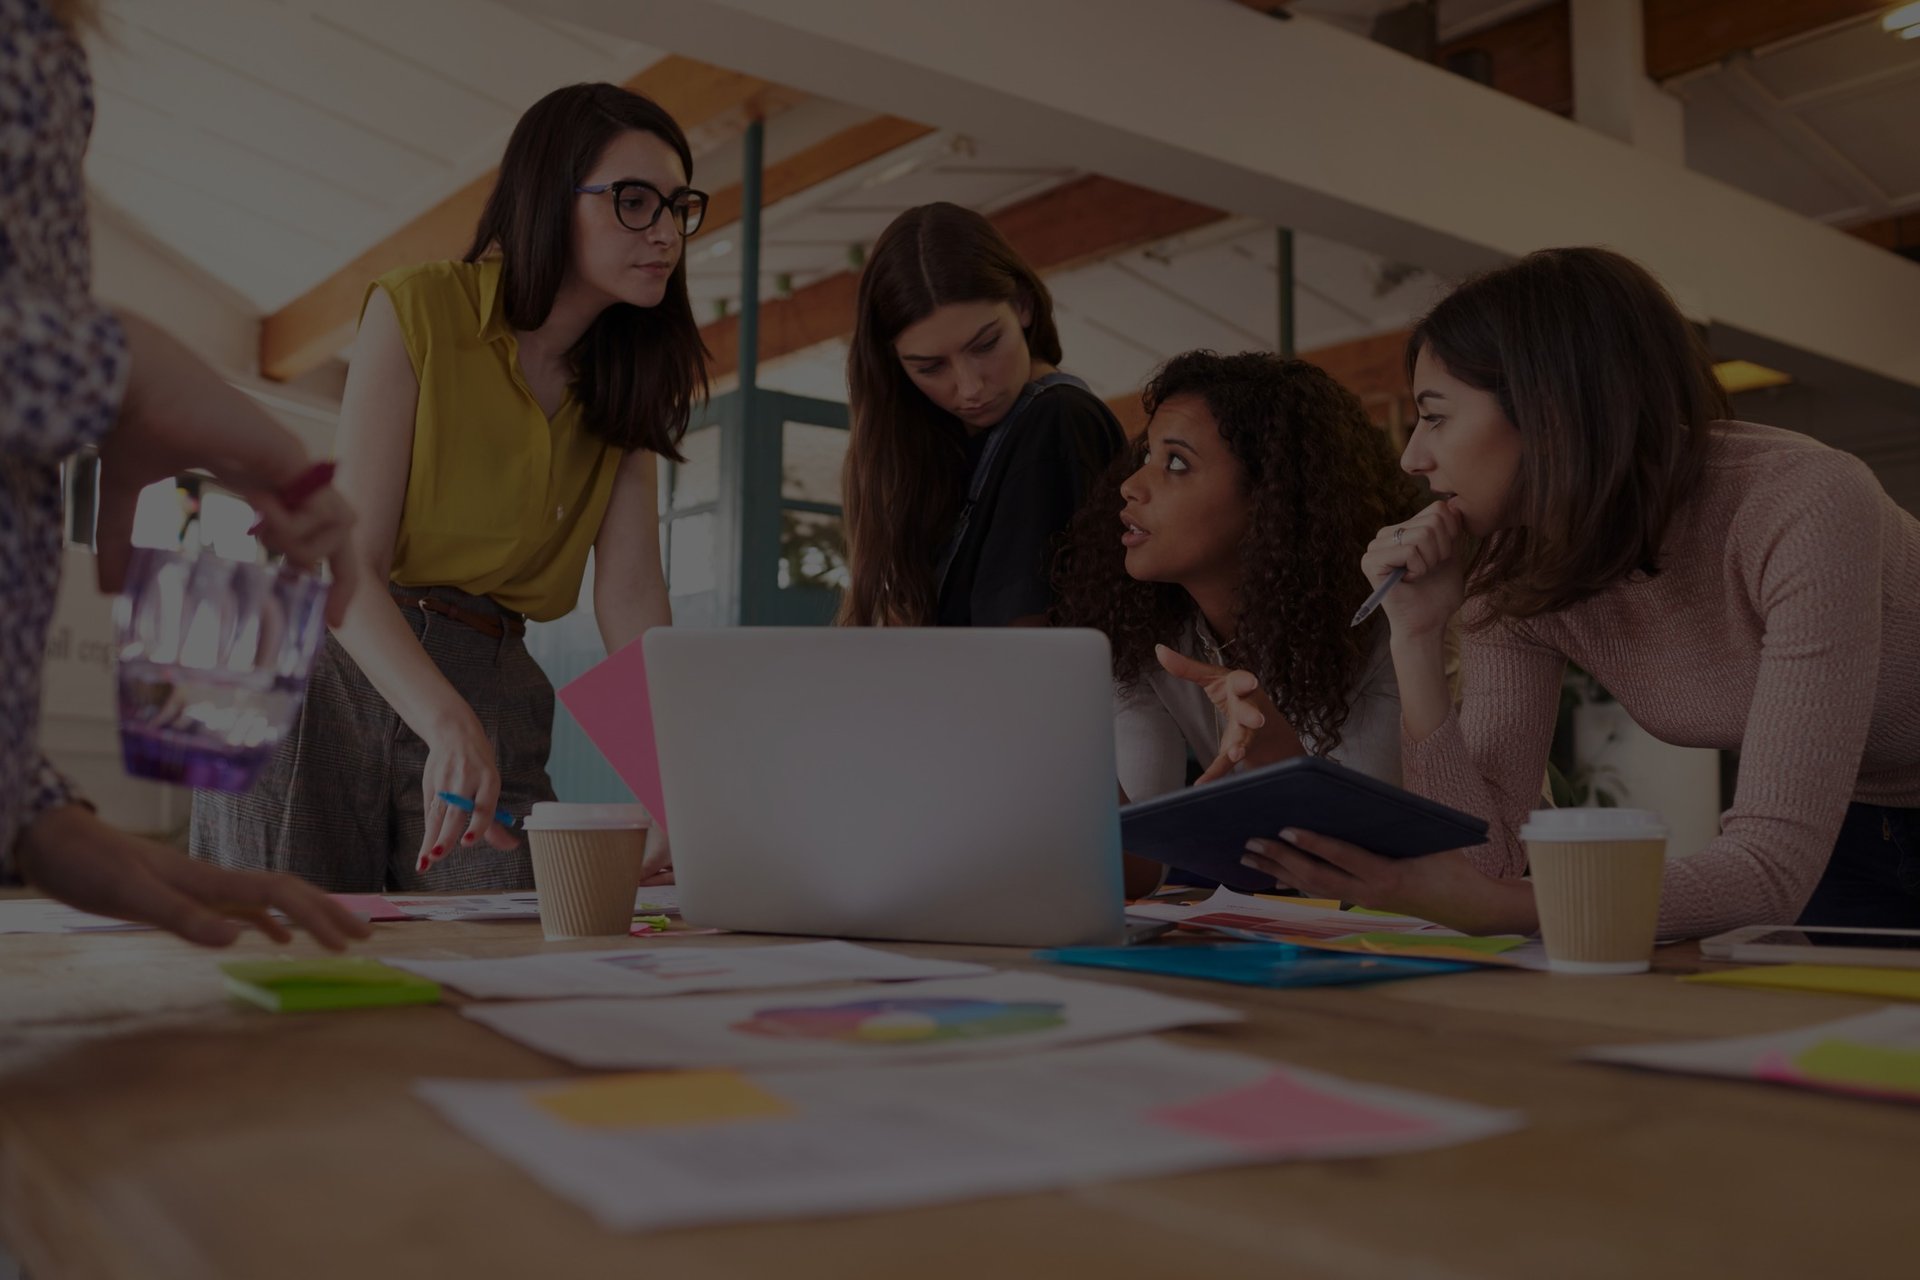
xmin=0 ymin=283 xmax=130 ymax=459
xmin=2 ymin=753 xmax=87 ymax=881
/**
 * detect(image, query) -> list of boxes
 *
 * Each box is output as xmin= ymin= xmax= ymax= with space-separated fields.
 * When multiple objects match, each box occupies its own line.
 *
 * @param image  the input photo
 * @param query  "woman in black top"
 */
xmin=838 ymin=203 xmax=1125 ymax=626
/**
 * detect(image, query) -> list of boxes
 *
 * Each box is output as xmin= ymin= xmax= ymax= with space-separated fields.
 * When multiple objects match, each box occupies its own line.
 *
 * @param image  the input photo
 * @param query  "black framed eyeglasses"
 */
xmin=574 ymin=180 xmax=708 ymax=237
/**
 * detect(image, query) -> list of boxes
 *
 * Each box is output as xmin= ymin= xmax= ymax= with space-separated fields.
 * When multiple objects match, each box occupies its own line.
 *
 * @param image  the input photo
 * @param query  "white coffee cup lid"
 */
xmin=1520 ymin=808 xmax=1667 ymax=842
xmin=522 ymin=802 xmax=651 ymax=831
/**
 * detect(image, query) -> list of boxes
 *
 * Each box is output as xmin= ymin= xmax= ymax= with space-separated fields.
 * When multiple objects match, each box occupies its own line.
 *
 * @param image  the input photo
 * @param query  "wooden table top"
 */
xmin=0 ymin=907 xmax=1907 ymax=1280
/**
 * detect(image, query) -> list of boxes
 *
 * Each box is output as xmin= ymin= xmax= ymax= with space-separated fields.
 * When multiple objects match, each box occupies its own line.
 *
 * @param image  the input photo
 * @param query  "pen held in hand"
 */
xmin=435 ymin=791 xmax=518 ymax=828
xmin=1349 ymin=566 xmax=1407 ymax=629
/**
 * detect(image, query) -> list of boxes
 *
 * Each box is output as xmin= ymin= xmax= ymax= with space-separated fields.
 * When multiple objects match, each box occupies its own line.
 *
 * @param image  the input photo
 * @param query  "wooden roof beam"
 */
xmin=700 ymin=174 xmax=1225 ymax=380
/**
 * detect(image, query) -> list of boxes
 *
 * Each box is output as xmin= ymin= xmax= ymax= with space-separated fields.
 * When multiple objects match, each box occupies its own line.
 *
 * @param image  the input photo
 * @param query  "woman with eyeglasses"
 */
xmin=191 ymin=82 xmax=710 ymax=892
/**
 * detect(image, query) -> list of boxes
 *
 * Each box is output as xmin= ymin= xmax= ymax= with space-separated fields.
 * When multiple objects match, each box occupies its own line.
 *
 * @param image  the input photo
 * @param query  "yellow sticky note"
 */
xmin=1793 ymin=1039 xmax=1920 ymax=1098
xmin=1684 ymin=965 xmax=1920 ymax=1002
xmin=534 ymin=1071 xmax=793 ymax=1129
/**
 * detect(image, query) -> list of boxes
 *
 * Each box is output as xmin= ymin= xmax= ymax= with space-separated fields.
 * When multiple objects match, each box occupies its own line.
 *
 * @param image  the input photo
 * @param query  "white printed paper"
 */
xmin=1586 ymin=1006 xmax=1920 ymax=1101
xmin=0 ymin=898 xmax=150 ymax=935
xmin=1127 ymin=888 xmax=1552 ymax=969
xmin=416 ymin=1038 xmax=1521 ymax=1232
xmin=382 ymin=886 xmax=680 ymax=923
xmin=1127 ymin=887 xmax=1449 ymax=938
xmin=388 ymin=940 xmax=988 ymax=1000
xmin=463 ymin=970 xmax=1242 ymax=1069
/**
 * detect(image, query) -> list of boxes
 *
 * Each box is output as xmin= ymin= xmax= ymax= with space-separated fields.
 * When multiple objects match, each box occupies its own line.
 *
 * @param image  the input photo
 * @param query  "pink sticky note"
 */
xmin=558 ymin=635 xmax=667 ymax=832
xmin=1150 ymin=1069 xmax=1440 ymax=1155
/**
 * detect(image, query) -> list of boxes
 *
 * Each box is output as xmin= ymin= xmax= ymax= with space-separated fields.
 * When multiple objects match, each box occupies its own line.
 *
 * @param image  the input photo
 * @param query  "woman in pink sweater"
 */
xmin=1239 ymin=247 xmax=1920 ymax=939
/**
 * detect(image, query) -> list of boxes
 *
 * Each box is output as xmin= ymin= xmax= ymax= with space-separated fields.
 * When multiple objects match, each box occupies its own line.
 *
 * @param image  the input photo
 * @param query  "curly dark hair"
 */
xmin=1053 ymin=351 xmax=1421 ymax=754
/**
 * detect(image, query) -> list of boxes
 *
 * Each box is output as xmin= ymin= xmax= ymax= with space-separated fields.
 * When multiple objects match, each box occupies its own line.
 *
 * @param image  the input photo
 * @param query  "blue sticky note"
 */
xmin=1037 ymin=943 xmax=1473 ymax=989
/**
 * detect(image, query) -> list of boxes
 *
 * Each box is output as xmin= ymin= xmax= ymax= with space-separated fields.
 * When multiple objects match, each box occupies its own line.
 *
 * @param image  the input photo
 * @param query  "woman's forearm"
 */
xmin=595 ymin=573 xmax=672 ymax=656
xmin=330 ymin=589 xmax=475 ymax=740
xmin=1392 ymin=629 xmax=1454 ymax=742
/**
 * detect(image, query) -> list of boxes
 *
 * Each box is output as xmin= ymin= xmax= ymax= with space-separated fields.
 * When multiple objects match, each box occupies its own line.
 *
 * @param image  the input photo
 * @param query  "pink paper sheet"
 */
xmin=1151 ymin=1069 xmax=1440 ymax=1154
xmin=557 ymin=635 xmax=668 ymax=831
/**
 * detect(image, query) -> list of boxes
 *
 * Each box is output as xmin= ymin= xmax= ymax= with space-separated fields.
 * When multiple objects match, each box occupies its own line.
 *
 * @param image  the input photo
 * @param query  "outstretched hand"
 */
xmin=18 ymin=805 xmax=372 ymax=949
xmin=1156 ymin=644 xmax=1301 ymax=783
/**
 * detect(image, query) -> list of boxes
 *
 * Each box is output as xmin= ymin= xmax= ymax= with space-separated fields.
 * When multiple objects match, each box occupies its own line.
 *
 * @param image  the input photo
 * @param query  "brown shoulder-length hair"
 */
xmin=48 ymin=0 xmax=101 ymax=34
xmin=465 ymin=83 xmax=708 ymax=461
xmin=1410 ymin=247 xmax=1729 ymax=621
xmin=836 ymin=203 xmax=1063 ymax=626
xmin=1054 ymin=351 xmax=1420 ymax=755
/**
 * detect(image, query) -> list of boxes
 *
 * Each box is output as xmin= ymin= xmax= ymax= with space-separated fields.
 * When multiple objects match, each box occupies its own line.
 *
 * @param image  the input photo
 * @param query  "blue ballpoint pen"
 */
xmin=435 ymin=791 xmax=519 ymax=827
xmin=1348 ymin=566 xmax=1406 ymax=628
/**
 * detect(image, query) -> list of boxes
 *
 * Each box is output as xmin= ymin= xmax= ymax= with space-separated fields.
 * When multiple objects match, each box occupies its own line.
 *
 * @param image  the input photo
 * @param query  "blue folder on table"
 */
xmin=1039 ymin=943 xmax=1473 ymax=989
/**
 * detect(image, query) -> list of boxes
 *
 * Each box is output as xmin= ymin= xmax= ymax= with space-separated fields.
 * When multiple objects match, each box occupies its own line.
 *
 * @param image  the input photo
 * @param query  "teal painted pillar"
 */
xmin=730 ymin=117 xmax=785 ymax=624
xmin=1277 ymin=227 xmax=1296 ymax=359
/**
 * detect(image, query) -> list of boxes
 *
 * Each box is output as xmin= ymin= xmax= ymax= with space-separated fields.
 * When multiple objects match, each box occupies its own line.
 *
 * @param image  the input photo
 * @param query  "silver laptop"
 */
xmin=644 ymin=627 xmax=1126 ymax=948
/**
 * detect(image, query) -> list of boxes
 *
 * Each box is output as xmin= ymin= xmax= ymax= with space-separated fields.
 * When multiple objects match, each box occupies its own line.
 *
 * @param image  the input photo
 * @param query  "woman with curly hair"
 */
xmin=1055 ymin=350 xmax=1422 ymax=830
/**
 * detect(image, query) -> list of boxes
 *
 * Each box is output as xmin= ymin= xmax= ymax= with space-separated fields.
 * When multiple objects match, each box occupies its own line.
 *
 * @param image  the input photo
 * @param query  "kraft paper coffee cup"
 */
xmin=522 ymin=803 xmax=650 ymax=941
xmin=1520 ymin=808 xmax=1668 ymax=975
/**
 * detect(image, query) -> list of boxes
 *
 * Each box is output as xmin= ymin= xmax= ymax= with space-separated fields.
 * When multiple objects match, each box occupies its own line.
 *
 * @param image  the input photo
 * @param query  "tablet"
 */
xmin=1699 ymin=925 xmax=1920 ymax=969
xmin=1119 ymin=756 xmax=1491 ymax=892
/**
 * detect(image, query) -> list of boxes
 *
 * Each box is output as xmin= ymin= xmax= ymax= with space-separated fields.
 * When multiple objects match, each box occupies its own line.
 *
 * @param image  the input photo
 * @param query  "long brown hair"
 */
xmin=48 ymin=0 xmax=100 ymax=33
xmin=837 ymin=203 xmax=1063 ymax=626
xmin=1054 ymin=352 xmax=1420 ymax=754
xmin=465 ymin=83 xmax=708 ymax=461
xmin=1409 ymin=247 xmax=1728 ymax=621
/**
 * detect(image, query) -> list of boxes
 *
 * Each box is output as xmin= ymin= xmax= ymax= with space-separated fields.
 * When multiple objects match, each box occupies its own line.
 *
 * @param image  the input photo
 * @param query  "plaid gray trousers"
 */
xmin=189 ymin=587 xmax=553 ymax=892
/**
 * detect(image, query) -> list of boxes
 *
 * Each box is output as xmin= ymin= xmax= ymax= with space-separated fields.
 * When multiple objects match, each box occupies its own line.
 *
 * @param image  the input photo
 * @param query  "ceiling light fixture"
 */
xmin=860 ymin=157 xmax=923 ymax=190
xmin=1883 ymin=3 xmax=1920 ymax=37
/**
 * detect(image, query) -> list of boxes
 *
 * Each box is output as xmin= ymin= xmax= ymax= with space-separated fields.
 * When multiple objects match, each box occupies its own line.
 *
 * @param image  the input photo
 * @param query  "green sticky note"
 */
xmin=1346 ymin=932 xmax=1526 ymax=955
xmin=221 ymin=957 xmax=442 ymax=1013
xmin=1792 ymin=1039 xmax=1920 ymax=1098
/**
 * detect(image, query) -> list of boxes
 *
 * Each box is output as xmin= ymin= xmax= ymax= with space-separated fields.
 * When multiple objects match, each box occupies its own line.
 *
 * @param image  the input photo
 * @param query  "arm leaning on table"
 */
xmin=2 ymin=307 xmax=368 ymax=949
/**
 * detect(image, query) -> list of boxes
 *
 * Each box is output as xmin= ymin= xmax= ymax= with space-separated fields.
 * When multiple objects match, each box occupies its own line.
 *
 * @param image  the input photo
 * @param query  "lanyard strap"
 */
xmin=934 ymin=372 xmax=1090 ymax=602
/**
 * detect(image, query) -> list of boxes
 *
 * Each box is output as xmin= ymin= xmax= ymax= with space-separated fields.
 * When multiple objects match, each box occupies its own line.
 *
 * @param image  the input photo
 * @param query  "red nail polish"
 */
xmin=431 ymin=845 xmax=444 ymax=858
xmin=461 ymin=832 xmax=476 ymax=845
xmin=416 ymin=856 xmax=428 ymax=872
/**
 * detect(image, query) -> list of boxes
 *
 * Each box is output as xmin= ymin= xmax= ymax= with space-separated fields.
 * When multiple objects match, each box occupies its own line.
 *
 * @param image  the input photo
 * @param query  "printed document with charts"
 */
xmin=387 ymin=941 xmax=987 ymax=1000
xmin=461 ymin=971 xmax=1242 ymax=1069
xmin=417 ymin=1038 xmax=1521 ymax=1231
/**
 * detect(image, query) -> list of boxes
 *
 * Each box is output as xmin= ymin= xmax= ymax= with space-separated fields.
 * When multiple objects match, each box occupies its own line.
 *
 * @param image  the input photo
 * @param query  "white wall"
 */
xmin=89 ymin=201 xmax=257 ymax=375
xmin=1574 ymin=704 xmax=1721 ymax=861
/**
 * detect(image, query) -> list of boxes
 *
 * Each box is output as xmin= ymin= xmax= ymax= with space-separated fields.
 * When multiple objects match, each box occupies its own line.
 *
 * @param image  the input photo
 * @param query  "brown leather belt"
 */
xmin=391 ymin=586 xmax=526 ymax=639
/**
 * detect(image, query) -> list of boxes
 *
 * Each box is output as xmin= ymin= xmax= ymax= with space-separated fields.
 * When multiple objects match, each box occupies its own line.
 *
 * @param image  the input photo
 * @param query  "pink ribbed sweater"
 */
xmin=1403 ymin=422 xmax=1920 ymax=937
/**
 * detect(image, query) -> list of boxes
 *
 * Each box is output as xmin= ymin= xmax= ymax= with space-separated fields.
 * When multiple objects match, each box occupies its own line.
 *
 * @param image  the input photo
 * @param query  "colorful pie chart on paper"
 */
xmin=733 ymin=997 xmax=1067 ymax=1045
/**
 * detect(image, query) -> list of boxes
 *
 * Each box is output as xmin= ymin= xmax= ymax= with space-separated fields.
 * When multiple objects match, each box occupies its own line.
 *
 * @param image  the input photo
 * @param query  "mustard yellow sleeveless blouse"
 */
xmin=367 ymin=258 xmax=619 ymax=622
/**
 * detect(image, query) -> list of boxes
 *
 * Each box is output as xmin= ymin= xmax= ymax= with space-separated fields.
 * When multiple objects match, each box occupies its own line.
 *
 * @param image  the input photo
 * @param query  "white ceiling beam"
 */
xmin=516 ymin=0 xmax=1920 ymax=391
xmin=1714 ymin=55 xmax=1893 ymax=220
xmin=1569 ymin=0 xmax=1685 ymax=163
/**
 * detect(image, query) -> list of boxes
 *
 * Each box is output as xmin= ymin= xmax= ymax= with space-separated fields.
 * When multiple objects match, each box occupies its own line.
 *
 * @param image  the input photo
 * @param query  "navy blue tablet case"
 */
xmin=1119 ymin=756 xmax=1491 ymax=893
